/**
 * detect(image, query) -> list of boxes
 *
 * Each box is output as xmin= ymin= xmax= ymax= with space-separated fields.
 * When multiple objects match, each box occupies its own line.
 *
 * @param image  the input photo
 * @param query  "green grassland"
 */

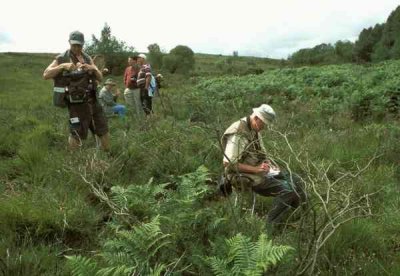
xmin=0 ymin=52 xmax=399 ymax=275
xmin=193 ymin=53 xmax=285 ymax=76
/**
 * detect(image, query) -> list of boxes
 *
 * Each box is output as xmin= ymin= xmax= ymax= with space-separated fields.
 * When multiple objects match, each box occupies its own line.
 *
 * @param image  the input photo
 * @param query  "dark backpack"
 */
xmin=52 ymin=51 xmax=95 ymax=107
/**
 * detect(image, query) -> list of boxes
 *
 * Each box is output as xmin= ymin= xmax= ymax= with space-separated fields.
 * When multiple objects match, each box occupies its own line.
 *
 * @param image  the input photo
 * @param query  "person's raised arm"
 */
xmin=43 ymin=60 xmax=75 ymax=80
xmin=80 ymin=57 xmax=102 ymax=82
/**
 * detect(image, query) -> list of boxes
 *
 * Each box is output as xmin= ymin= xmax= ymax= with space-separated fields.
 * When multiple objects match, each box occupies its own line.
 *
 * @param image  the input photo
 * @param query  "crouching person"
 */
xmin=221 ymin=104 xmax=306 ymax=227
xmin=98 ymin=78 xmax=127 ymax=118
xmin=43 ymin=31 xmax=110 ymax=151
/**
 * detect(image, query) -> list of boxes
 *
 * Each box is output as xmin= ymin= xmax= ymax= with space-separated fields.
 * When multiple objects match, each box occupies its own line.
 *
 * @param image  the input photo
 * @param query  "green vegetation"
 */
xmin=147 ymin=43 xmax=164 ymax=71
xmin=85 ymin=23 xmax=135 ymax=75
xmin=0 ymin=52 xmax=399 ymax=275
xmin=162 ymin=45 xmax=195 ymax=74
xmin=84 ymin=23 xmax=281 ymax=78
xmin=290 ymin=5 xmax=400 ymax=65
xmin=194 ymin=53 xmax=283 ymax=76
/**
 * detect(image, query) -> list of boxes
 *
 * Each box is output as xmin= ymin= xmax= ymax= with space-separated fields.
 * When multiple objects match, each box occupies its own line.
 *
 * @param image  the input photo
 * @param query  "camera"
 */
xmin=63 ymin=70 xmax=86 ymax=79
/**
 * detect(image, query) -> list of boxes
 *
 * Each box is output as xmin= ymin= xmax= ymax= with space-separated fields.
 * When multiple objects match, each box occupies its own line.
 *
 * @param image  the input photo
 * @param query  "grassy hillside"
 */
xmin=0 ymin=52 xmax=399 ymax=275
xmin=194 ymin=53 xmax=285 ymax=76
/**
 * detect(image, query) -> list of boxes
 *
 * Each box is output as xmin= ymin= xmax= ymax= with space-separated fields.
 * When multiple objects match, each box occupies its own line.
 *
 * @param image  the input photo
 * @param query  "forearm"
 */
xmin=123 ymin=72 xmax=128 ymax=86
xmin=88 ymin=58 xmax=102 ymax=82
xmin=224 ymin=161 xmax=268 ymax=174
xmin=92 ymin=66 xmax=103 ymax=82
xmin=145 ymin=75 xmax=150 ymax=90
xmin=43 ymin=63 xmax=64 ymax=79
xmin=237 ymin=163 xmax=261 ymax=174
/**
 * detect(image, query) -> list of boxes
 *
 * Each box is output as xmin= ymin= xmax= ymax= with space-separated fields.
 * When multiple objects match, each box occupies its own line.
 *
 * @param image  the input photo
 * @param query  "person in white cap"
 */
xmin=221 ymin=104 xmax=305 ymax=226
xmin=136 ymin=54 xmax=154 ymax=115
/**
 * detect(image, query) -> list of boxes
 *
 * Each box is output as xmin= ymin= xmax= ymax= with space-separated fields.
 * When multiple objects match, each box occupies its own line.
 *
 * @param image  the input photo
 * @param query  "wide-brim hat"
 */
xmin=252 ymin=104 xmax=276 ymax=124
xmin=138 ymin=53 xmax=147 ymax=59
xmin=104 ymin=78 xmax=116 ymax=85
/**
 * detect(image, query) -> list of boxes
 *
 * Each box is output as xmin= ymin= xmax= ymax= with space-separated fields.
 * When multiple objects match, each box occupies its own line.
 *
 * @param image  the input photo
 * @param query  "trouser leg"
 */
xmin=140 ymin=88 xmax=153 ymax=115
xmin=132 ymin=88 xmax=143 ymax=117
xmin=112 ymin=105 xmax=126 ymax=117
xmin=98 ymin=132 xmax=110 ymax=151
xmin=252 ymin=173 xmax=305 ymax=224
xmin=124 ymin=89 xmax=134 ymax=108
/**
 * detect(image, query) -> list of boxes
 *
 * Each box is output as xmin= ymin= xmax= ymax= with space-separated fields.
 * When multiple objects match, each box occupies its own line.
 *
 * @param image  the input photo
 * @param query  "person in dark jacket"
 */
xmin=43 ymin=31 xmax=110 ymax=151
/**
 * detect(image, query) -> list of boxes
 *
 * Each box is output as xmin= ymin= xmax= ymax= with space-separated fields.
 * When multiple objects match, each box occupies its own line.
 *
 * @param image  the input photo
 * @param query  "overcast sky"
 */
xmin=0 ymin=0 xmax=398 ymax=58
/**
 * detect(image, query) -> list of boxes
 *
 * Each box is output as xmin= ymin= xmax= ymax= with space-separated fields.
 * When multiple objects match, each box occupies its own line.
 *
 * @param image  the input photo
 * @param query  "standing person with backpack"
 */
xmin=43 ymin=31 xmax=110 ymax=151
xmin=136 ymin=54 xmax=155 ymax=116
xmin=123 ymin=56 xmax=142 ymax=117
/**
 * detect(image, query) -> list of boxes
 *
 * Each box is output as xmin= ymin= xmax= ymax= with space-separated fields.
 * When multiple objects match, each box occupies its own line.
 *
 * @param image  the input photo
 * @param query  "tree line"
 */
xmin=85 ymin=23 xmax=195 ymax=75
xmin=289 ymin=5 xmax=400 ymax=65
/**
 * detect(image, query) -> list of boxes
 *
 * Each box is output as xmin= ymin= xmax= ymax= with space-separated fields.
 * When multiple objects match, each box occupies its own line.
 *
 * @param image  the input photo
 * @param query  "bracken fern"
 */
xmin=66 ymin=216 xmax=170 ymax=275
xmin=207 ymin=233 xmax=293 ymax=276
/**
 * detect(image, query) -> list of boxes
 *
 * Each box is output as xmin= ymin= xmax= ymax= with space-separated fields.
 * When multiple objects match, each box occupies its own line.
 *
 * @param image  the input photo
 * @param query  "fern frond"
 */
xmin=207 ymin=256 xmax=230 ymax=276
xmin=207 ymin=233 xmax=292 ymax=276
xmin=102 ymin=216 xmax=170 ymax=271
xmin=100 ymin=252 xmax=134 ymax=267
xmin=253 ymin=233 xmax=293 ymax=272
xmin=227 ymin=233 xmax=255 ymax=271
xmin=148 ymin=263 xmax=166 ymax=276
xmin=66 ymin=255 xmax=98 ymax=276
xmin=96 ymin=265 xmax=134 ymax=276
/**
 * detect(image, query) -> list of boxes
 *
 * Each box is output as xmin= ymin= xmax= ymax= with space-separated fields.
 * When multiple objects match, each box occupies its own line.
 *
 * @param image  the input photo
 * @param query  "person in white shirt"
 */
xmin=221 ymin=104 xmax=306 ymax=225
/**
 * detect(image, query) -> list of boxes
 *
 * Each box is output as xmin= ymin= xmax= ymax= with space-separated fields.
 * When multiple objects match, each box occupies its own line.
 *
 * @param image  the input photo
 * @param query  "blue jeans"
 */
xmin=112 ymin=105 xmax=126 ymax=117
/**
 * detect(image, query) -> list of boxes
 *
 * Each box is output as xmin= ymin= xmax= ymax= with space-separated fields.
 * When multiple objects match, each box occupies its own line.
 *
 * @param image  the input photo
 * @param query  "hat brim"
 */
xmin=69 ymin=40 xmax=84 ymax=45
xmin=254 ymin=111 xmax=268 ymax=124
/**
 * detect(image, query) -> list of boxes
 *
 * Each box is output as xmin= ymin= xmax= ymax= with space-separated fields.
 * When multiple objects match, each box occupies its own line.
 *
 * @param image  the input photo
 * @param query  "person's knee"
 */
xmin=288 ymin=186 xmax=307 ymax=209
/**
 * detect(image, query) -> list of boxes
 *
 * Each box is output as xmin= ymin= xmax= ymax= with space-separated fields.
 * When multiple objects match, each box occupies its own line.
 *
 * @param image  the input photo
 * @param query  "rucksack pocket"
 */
xmin=67 ymin=86 xmax=87 ymax=104
xmin=53 ymin=87 xmax=67 ymax=108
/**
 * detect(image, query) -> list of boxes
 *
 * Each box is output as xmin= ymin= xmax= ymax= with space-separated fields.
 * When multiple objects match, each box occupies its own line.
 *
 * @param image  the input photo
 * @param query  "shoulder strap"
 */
xmin=56 ymin=50 xmax=70 ymax=64
xmin=82 ymin=52 xmax=92 ymax=64
xmin=246 ymin=116 xmax=261 ymax=151
xmin=65 ymin=50 xmax=92 ymax=64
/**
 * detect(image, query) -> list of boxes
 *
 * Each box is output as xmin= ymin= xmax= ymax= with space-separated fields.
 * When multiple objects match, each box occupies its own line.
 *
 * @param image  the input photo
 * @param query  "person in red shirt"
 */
xmin=123 ymin=56 xmax=142 ymax=117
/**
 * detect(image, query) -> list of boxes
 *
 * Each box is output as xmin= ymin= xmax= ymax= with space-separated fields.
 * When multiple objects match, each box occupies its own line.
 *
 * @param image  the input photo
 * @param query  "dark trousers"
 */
xmin=252 ymin=172 xmax=306 ymax=224
xmin=68 ymin=101 xmax=108 ymax=139
xmin=140 ymin=88 xmax=153 ymax=115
